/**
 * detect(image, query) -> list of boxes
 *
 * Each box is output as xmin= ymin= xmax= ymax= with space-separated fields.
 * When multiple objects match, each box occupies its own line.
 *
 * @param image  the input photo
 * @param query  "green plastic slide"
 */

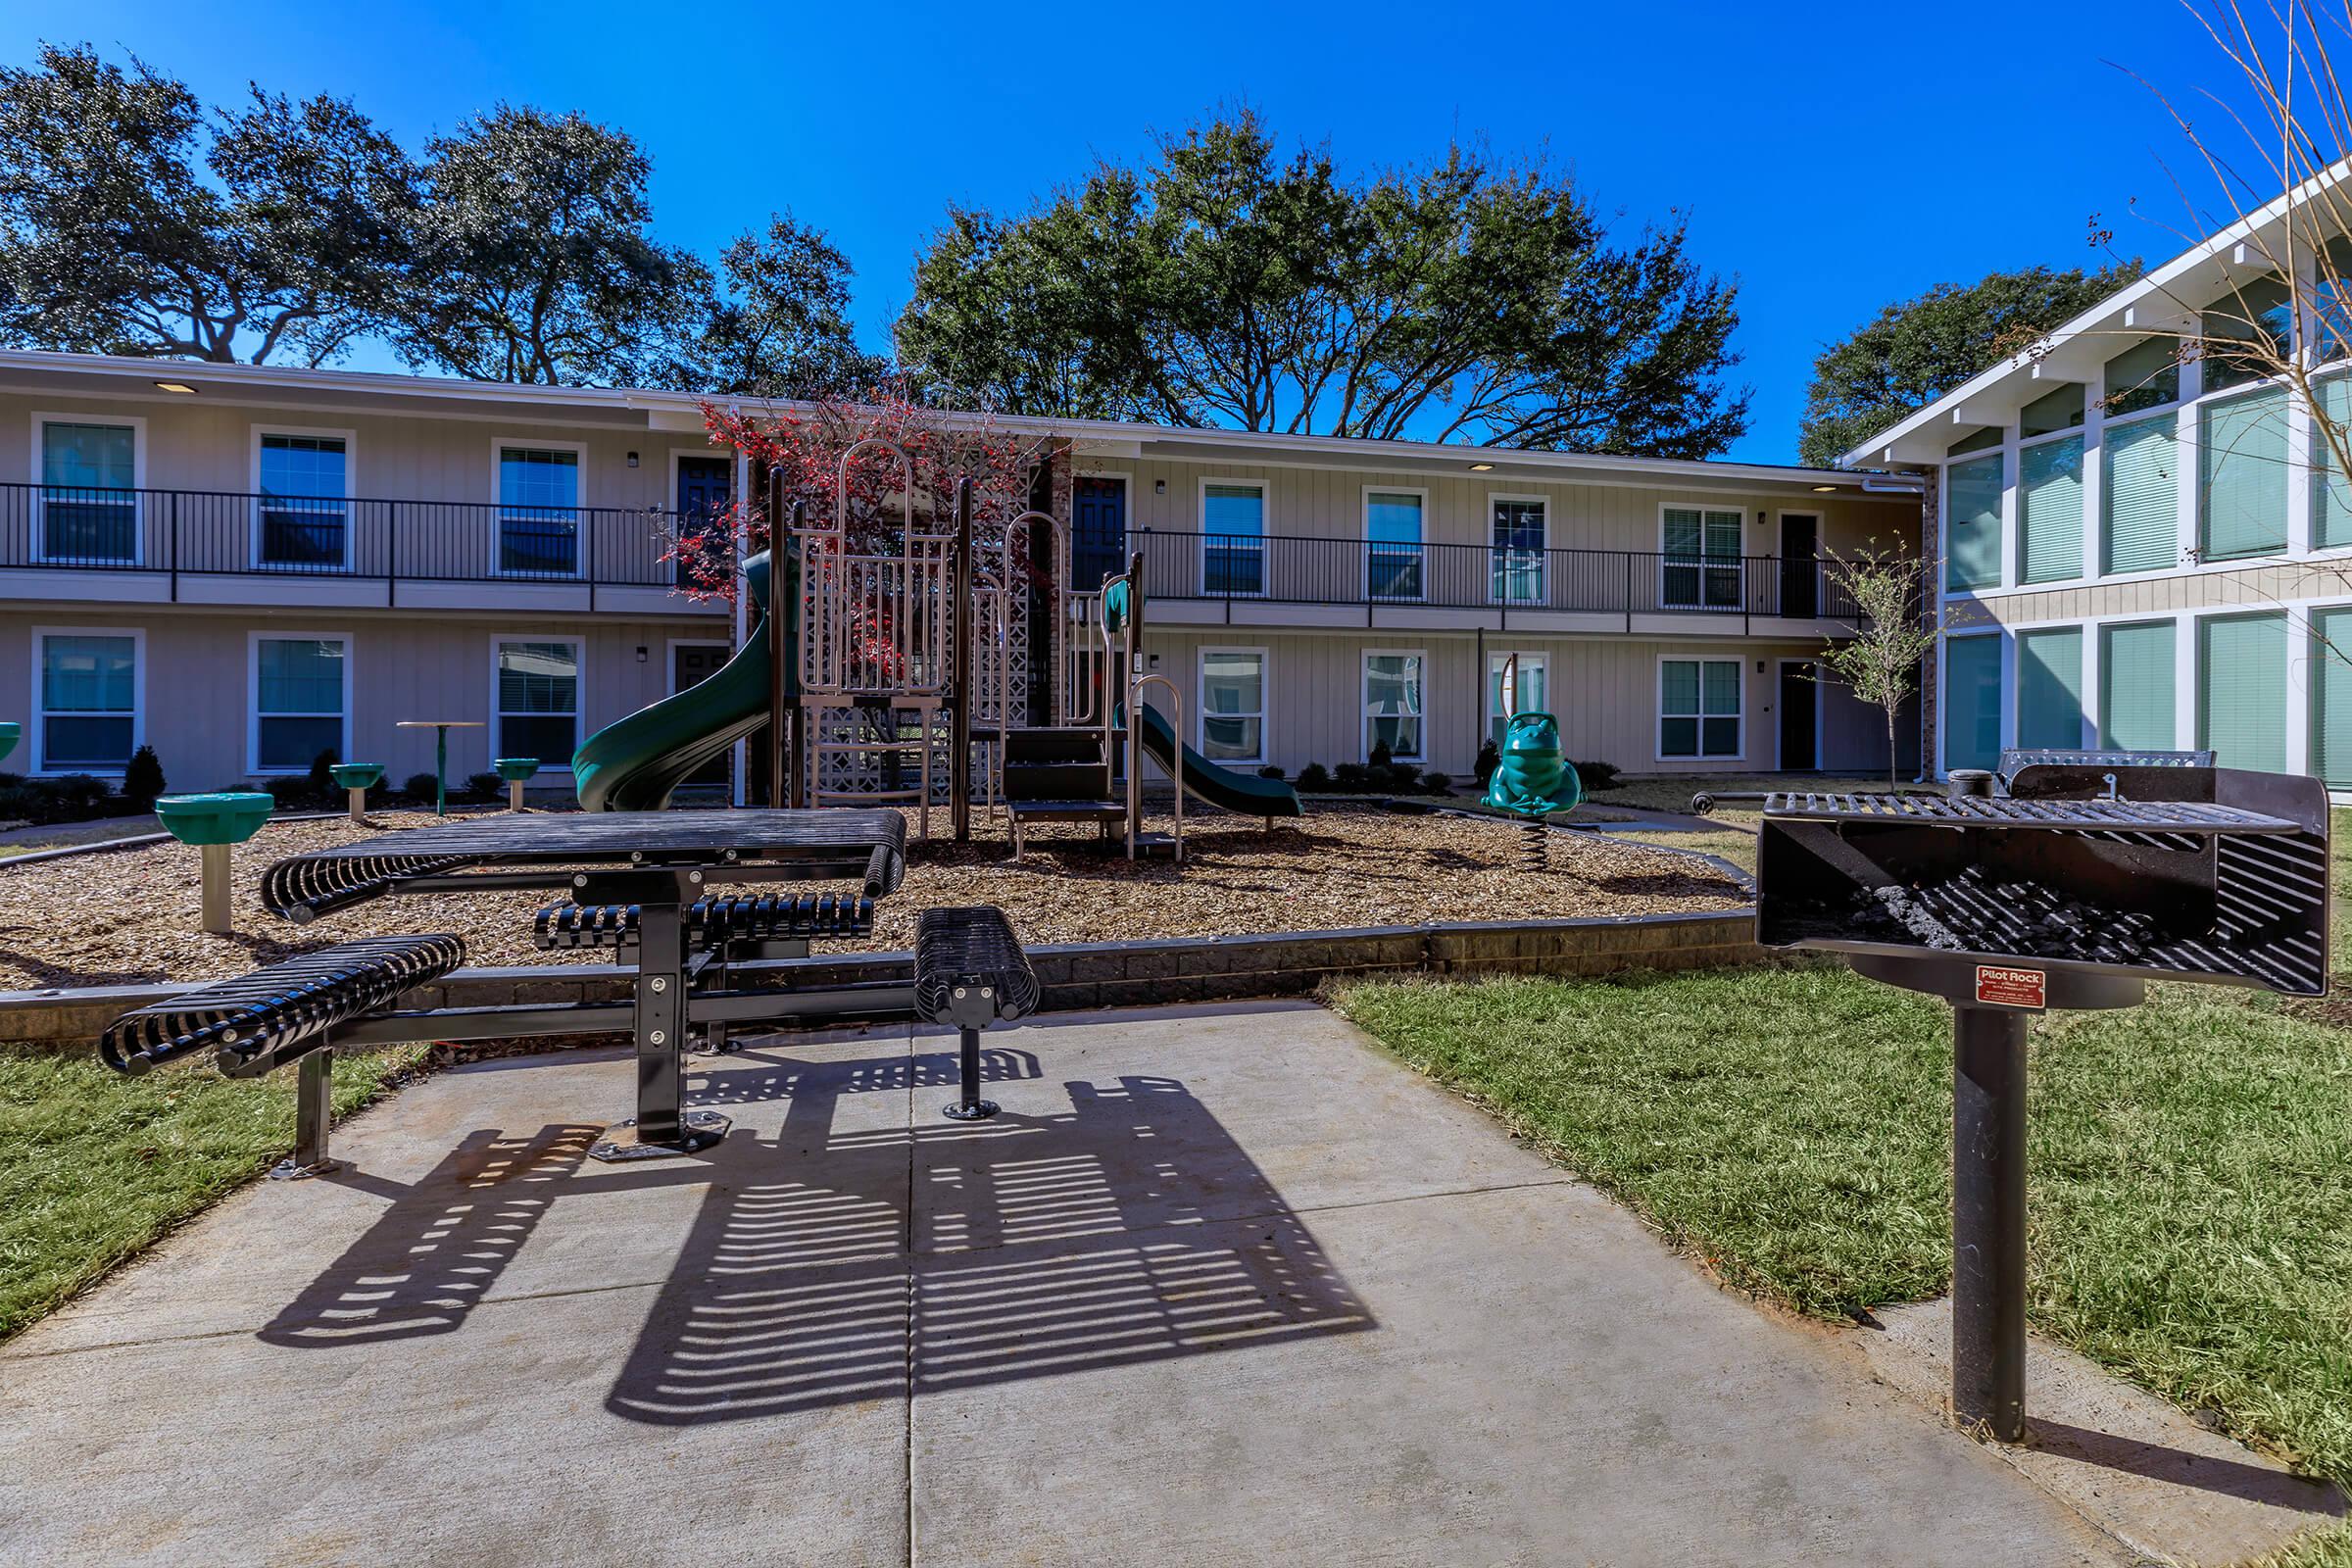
xmin=1132 ymin=702 xmax=1303 ymax=818
xmin=572 ymin=551 xmax=790 ymax=812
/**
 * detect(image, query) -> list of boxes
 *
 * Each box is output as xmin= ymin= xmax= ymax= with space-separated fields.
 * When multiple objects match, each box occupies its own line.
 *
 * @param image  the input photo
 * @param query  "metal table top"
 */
xmin=262 ymin=808 xmax=907 ymax=923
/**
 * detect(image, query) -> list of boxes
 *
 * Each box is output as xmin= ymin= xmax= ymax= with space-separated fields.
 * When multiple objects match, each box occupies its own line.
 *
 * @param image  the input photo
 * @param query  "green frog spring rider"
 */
xmin=1482 ymin=710 xmax=1583 ymax=870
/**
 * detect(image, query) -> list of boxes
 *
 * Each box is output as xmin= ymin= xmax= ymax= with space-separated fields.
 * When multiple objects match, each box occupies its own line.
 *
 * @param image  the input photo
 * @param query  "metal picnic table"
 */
xmin=259 ymin=808 xmax=910 ymax=1160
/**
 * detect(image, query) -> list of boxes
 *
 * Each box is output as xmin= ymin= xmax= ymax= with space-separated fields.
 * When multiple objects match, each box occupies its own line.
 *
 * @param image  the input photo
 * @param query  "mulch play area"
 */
xmin=0 ymin=804 xmax=1745 ymax=989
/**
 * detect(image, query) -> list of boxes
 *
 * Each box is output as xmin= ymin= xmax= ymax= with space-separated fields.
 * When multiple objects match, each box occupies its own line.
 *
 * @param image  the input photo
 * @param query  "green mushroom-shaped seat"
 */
xmin=493 ymin=758 xmax=541 ymax=784
xmin=330 ymin=762 xmax=386 ymax=792
xmin=1482 ymin=712 xmax=1583 ymax=818
xmin=0 ymin=721 xmax=19 ymax=767
xmin=153 ymin=792 xmax=274 ymax=846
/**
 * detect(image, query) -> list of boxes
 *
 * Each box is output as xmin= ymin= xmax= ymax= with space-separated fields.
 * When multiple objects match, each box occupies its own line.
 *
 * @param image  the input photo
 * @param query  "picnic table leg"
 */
xmin=592 ymin=885 xmax=730 ymax=1161
xmin=270 ymin=1049 xmax=342 ymax=1180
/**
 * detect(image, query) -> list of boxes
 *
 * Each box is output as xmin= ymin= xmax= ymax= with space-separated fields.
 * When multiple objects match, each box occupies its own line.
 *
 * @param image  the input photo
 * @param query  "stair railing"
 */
xmin=990 ymin=510 xmax=1065 ymax=818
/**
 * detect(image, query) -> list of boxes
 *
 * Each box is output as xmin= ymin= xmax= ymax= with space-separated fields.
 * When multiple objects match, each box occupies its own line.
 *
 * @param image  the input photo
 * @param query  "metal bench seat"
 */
xmin=100 ymin=934 xmax=466 ymax=1079
xmin=912 ymin=906 xmax=1039 ymax=1120
xmin=532 ymin=893 xmax=875 ymax=951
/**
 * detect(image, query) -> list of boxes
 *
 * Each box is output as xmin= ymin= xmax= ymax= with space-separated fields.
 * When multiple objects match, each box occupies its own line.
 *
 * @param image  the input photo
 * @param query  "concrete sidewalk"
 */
xmin=1 ymin=1003 xmax=2141 ymax=1566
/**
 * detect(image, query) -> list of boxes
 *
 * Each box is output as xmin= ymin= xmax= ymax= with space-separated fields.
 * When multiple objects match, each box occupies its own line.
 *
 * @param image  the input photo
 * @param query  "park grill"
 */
xmin=1757 ymin=760 xmax=2330 ymax=1442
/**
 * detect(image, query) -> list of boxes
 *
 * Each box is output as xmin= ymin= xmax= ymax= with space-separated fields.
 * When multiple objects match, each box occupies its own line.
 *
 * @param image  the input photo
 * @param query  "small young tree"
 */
xmin=1815 ymin=544 xmax=1936 ymax=788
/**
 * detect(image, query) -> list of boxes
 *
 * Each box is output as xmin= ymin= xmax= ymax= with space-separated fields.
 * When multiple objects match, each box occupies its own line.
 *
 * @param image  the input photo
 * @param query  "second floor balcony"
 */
xmin=1125 ymin=529 xmax=1871 ymax=632
xmin=0 ymin=482 xmax=730 ymax=616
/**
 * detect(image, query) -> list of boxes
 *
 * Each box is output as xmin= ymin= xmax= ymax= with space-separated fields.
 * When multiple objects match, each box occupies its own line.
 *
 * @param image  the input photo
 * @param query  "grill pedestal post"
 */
xmin=1952 ymin=1004 xmax=2029 ymax=1441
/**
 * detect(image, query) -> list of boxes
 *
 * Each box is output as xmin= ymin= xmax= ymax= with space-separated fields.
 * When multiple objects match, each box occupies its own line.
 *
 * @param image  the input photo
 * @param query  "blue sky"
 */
xmin=0 ymin=0 xmax=2258 ymax=462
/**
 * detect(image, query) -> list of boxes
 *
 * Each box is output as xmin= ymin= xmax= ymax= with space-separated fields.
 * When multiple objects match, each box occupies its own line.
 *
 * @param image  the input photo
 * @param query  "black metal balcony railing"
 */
xmin=0 ymin=483 xmax=733 ymax=603
xmin=1127 ymin=530 xmax=1867 ymax=622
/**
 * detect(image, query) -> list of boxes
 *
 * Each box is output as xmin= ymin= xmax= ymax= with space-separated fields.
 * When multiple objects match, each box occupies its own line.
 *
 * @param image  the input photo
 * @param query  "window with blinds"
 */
xmin=1945 ymin=454 xmax=2003 ymax=591
xmin=2198 ymin=612 xmax=2287 ymax=772
xmin=2102 ymin=336 xmax=2180 ymax=416
xmin=2314 ymin=375 xmax=2352 ymax=549
xmin=1943 ymin=634 xmax=2002 ymax=772
xmin=2099 ymin=620 xmax=2177 ymax=751
xmin=2311 ymin=608 xmax=2352 ymax=786
xmin=2200 ymin=387 xmax=2288 ymax=560
xmin=2102 ymin=415 xmax=2179 ymax=575
xmin=2020 ymin=436 xmax=2083 ymax=582
xmin=2015 ymin=627 xmax=2083 ymax=749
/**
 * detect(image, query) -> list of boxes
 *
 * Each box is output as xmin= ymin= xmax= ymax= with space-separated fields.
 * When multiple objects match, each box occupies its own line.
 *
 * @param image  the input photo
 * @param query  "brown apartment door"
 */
xmin=1780 ymin=514 xmax=1819 ymax=618
xmin=675 ymin=456 xmax=733 ymax=588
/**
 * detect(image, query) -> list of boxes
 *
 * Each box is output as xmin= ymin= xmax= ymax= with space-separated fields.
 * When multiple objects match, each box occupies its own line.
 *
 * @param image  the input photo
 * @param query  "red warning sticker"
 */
xmin=1975 ymin=964 xmax=2046 ymax=1010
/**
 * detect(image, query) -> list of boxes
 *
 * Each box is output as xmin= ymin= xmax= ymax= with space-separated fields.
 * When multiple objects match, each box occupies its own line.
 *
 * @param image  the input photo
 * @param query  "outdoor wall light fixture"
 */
xmin=1154 ymin=479 xmax=1166 ymax=494
xmin=626 ymin=452 xmax=640 ymax=467
xmin=153 ymin=381 xmax=198 ymax=394
xmin=635 ymin=646 xmax=648 ymax=663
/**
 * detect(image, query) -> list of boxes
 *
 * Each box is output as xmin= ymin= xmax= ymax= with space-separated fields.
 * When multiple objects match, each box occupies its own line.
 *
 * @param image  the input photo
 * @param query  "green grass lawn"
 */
xmin=0 ymin=1045 xmax=425 ymax=1340
xmin=1330 ymin=964 xmax=2352 ymax=1502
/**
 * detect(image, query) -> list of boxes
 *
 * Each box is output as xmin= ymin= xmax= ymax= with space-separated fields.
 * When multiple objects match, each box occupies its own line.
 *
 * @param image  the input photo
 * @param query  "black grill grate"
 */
xmin=1764 ymin=791 xmax=2297 ymax=834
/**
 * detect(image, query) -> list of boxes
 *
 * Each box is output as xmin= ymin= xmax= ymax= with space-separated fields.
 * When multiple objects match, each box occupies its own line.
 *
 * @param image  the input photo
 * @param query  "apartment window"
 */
xmin=2102 ymin=413 xmax=2180 ymax=574
xmin=1366 ymin=490 xmax=1425 ymax=601
xmin=2019 ymin=431 xmax=2084 ymax=584
xmin=1943 ymin=634 xmax=2002 ymax=773
xmin=1199 ymin=649 xmax=1265 ymax=764
xmin=2198 ymin=612 xmax=2287 ymax=774
xmin=2201 ymin=274 xmax=2294 ymax=392
xmin=37 ymin=631 xmax=137 ymax=771
xmin=1200 ymin=481 xmax=1264 ymax=596
xmin=2014 ymin=626 xmax=2083 ymax=750
xmin=2315 ymin=374 xmax=2352 ymax=550
xmin=1945 ymin=453 xmax=2003 ymax=591
xmin=2312 ymin=608 xmax=2352 ymax=786
xmin=1661 ymin=506 xmax=1742 ymax=609
xmin=495 ymin=639 xmax=580 ymax=766
xmin=1488 ymin=653 xmax=1547 ymax=750
xmin=2200 ymin=387 xmax=2288 ymax=561
xmin=1659 ymin=657 xmax=1740 ymax=760
xmin=497 ymin=445 xmax=582 ymax=576
xmin=2019 ymin=382 xmax=2084 ymax=437
xmin=2102 ymin=336 xmax=2180 ymax=416
xmin=37 ymin=418 xmax=138 ymax=564
xmin=1490 ymin=498 xmax=1545 ymax=604
xmin=2101 ymin=619 xmax=2177 ymax=752
xmin=253 ymin=636 xmax=348 ymax=772
xmin=1364 ymin=653 xmax=1423 ymax=760
xmin=256 ymin=432 xmax=351 ymax=568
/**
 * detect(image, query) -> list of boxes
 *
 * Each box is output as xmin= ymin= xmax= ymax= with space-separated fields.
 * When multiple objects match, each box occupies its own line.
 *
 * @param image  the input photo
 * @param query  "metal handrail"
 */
xmin=1128 ymin=672 xmax=1184 ymax=864
xmin=989 ymin=510 xmax=1066 ymax=816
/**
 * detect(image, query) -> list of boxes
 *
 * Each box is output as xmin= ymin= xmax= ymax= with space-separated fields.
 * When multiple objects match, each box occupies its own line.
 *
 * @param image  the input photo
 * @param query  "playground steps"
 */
xmin=1003 ymin=726 xmax=1115 ymax=814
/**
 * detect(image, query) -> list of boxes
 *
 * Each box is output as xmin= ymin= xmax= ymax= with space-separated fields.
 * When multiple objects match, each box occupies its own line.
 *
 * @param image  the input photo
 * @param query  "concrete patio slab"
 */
xmin=0 ymin=1001 xmax=2158 ymax=1566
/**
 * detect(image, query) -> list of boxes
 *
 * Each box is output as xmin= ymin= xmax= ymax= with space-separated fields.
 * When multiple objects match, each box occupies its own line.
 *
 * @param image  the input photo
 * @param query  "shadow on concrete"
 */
xmin=2030 ymin=1419 xmax=2349 ymax=1519
xmin=604 ymin=1065 xmax=1373 ymax=1426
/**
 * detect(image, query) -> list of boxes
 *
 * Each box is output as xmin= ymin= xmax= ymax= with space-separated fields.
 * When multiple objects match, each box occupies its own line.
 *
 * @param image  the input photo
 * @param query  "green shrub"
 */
xmin=263 ymin=776 xmax=316 ymax=809
xmin=1379 ymin=762 xmax=1420 ymax=793
xmin=464 ymin=771 xmax=505 ymax=803
xmin=402 ymin=772 xmax=443 ymax=803
xmin=1574 ymin=760 xmax=1621 ymax=791
xmin=1333 ymin=762 xmax=1370 ymax=792
xmin=1256 ymin=765 xmax=1285 ymax=780
xmin=1474 ymin=740 xmax=1499 ymax=785
xmin=1296 ymin=762 xmax=1332 ymax=792
xmin=1420 ymin=768 xmax=1453 ymax=796
xmin=306 ymin=748 xmax=339 ymax=799
xmin=1368 ymin=739 xmax=1394 ymax=771
xmin=50 ymin=774 xmax=110 ymax=813
xmin=122 ymin=746 xmax=166 ymax=809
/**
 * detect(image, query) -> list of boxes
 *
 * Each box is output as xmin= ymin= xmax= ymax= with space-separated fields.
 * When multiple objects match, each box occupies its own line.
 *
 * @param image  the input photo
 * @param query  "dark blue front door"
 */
xmin=675 ymin=456 xmax=732 ymax=587
xmin=1072 ymin=475 xmax=1127 ymax=594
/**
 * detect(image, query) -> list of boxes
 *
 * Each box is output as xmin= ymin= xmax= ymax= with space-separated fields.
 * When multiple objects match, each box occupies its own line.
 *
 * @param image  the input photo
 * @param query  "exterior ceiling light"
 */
xmin=1810 ymin=483 xmax=1837 ymax=492
xmin=153 ymin=381 xmax=198 ymax=394
xmin=1468 ymin=462 xmax=1495 ymax=471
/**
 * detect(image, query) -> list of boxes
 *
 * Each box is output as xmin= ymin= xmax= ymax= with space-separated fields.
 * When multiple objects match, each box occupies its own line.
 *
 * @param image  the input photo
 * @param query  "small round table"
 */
xmin=394 ymin=720 xmax=486 ymax=816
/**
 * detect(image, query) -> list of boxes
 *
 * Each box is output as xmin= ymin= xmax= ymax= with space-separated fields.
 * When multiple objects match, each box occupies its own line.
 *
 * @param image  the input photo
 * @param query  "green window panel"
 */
xmin=1943 ymin=634 xmax=2002 ymax=773
xmin=2102 ymin=415 xmax=2179 ymax=575
xmin=2099 ymin=620 xmax=2177 ymax=752
xmin=2015 ymin=627 xmax=2083 ymax=749
xmin=2200 ymin=387 xmax=2288 ymax=560
xmin=2314 ymin=375 xmax=2352 ymax=550
xmin=2020 ymin=435 xmax=2083 ymax=583
xmin=2019 ymin=382 xmax=2084 ymax=436
xmin=1945 ymin=453 xmax=2003 ymax=591
xmin=2198 ymin=612 xmax=2288 ymax=773
xmin=2201 ymin=274 xmax=2294 ymax=391
xmin=2311 ymin=608 xmax=2352 ymax=787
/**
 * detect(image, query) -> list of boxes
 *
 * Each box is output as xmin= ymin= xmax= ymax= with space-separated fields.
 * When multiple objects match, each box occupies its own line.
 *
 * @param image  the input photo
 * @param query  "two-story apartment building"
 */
xmin=0 ymin=348 xmax=1924 ymax=797
xmin=1845 ymin=177 xmax=2352 ymax=790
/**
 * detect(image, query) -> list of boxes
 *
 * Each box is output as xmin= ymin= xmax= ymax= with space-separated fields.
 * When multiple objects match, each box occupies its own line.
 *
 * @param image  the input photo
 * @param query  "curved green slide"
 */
xmin=572 ymin=550 xmax=792 ymax=811
xmin=1132 ymin=702 xmax=1303 ymax=818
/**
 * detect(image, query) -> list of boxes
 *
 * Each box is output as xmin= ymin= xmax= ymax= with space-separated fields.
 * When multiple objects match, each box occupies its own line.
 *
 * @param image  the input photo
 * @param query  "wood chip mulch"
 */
xmin=0 ymin=806 xmax=1746 ymax=991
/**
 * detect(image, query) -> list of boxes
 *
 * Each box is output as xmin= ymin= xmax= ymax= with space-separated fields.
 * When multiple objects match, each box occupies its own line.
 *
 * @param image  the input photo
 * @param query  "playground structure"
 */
xmin=566 ymin=437 xmax=1301 ymax=856
xmin=152 ymin=791 xmax=272 ymax=933
xmin=1481 ymin=654 xmax=1582 ymax=869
